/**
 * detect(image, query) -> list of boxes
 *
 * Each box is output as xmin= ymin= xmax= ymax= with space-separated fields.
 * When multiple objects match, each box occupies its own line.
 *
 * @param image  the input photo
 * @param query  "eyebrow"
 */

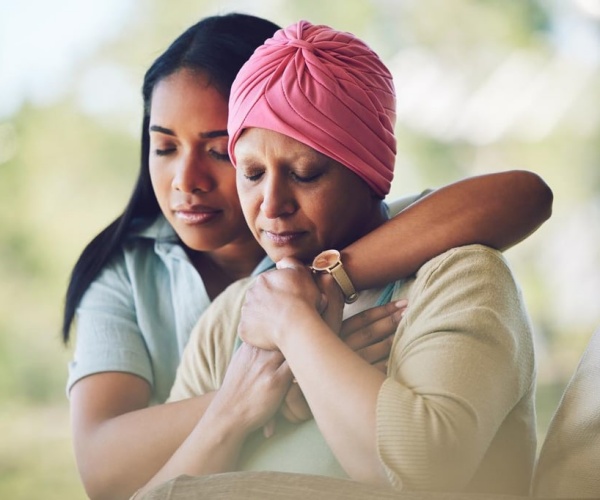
xmin=149 ymin=125 xmax=228 ymax=139
xmin=200 ymin=130 xmax=228 ymax=139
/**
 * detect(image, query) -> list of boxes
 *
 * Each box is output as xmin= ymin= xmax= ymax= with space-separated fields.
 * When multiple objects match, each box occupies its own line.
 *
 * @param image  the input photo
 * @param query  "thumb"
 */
xmin=275 ymin=257 xmax=303 ymax=270
xmin=263 ymin=418 xmax=276 ymax=438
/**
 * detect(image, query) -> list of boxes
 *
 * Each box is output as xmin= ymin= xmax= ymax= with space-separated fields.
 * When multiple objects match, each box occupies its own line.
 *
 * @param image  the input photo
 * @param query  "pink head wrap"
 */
xmin=228 ymin=20 xmax=396 ymax=198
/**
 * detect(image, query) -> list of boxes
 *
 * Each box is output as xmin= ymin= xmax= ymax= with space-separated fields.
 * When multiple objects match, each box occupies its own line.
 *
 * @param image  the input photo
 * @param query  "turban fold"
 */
xmin=228 ymin=20 xmax=396 ymax=198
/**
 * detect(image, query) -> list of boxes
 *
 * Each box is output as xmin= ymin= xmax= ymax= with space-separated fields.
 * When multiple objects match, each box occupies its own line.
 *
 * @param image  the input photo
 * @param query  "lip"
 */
xmin=261 ymin=230 xmax=306 ymax=245
xmin=173 ymin=205 xmax=222 ymax=225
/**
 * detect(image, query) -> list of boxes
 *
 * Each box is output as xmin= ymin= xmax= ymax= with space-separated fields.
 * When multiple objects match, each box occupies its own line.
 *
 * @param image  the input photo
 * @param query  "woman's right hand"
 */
xmin=213 ymin=342 xmax=293 ymax=436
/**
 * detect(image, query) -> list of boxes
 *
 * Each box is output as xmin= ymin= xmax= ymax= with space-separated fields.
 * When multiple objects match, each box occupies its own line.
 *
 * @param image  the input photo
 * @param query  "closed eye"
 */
xmin=291 ymin=171 xmax=322 ymax=183
xmin=209 ymin=150 xmax=230 ymax=162
xmin=243 ymin=171 xmax=263 ymax=182
xmin=154 ymin=147 xmax=176 ymax=157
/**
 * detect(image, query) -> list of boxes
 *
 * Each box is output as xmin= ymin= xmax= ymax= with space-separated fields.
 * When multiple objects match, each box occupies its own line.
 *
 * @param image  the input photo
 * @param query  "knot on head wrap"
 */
xmin=228 ymin=20 xmax=396 ymax=198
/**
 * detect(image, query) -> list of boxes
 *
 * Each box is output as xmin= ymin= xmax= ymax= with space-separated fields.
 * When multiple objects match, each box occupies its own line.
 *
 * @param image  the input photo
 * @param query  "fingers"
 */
xmin=263 ymin=418 xmax=276 ymax=438
xmin=341 ymin=301 xmax=407 ymax=355
xmin=356 ymin=336 xmax=392 ymax=366
xmin=281 ymin=401 xmax=306 ymax=424
xmin=280 ymin=383 xmax=312 ymax=424
xmin=274 ymin=258 xmax=328 ymax=313
xmin=341 ymin=299 xmax=407 ymax=339
xmin=372 ymin=359 xmax=388 ymax=374
xmin=275 ymin=257 xmax=304 ymax=270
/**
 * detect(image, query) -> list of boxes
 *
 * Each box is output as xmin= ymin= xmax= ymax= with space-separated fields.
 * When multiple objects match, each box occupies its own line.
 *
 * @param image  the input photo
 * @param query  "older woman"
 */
xmin=139 ymin=20 xmax=536 ymax=497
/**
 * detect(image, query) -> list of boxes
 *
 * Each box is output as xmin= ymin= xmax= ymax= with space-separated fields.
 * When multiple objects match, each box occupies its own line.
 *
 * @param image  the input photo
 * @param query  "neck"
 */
xmin=206 ymin=239 xmax=266 ymax=281
xmin=339 ymin=200 xmax=389 ymax=251
xmin=190 ymin=238 xmax=265 ymax=300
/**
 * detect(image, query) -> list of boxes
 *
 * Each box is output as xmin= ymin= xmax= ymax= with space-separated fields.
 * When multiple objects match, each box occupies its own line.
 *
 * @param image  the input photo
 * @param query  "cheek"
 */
xmin=218 ymin=169 xmax=239 ymax=201
xmin=309 ymin=188 xmax=359 ymax=244
xmin=236 ymin=188 xmax=260 ymax=229
xmin=149 ymin=164 xmax=169 ymax=204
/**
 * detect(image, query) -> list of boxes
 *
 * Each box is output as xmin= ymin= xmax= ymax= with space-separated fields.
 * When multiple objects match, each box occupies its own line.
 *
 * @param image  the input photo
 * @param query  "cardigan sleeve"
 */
xmin=376 ymin=245 xmax=535 ymax=491
xmin=533 ymin=326 xmax=600 ymax=498
xmin=168 ymin=277 xmax=253 ymax=401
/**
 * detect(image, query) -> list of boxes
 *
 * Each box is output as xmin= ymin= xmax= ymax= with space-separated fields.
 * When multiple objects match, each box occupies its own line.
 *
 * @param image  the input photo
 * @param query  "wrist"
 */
xmin=277 ymin=307 xmax=333 ymax=355
xmin=203 ymin=392 xmax=254 ymax=442
xmin=311 ymin=249 xmax=358 ymax=303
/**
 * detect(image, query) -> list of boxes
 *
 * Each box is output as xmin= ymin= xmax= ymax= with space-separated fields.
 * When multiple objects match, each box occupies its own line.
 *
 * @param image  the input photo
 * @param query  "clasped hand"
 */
xmin=235 ymin=257 xmax=407 ymax=426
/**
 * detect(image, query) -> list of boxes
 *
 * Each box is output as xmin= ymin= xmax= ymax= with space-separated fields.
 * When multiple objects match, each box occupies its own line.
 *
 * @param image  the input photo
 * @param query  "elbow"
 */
xmin=529 ymin=171 xmax=553 ymax=223
xmin=78 ymin=471 xmax=115 ymax=500
xmin=515 ymin=170 xmax=553 ymax=224
xmin=76 ymin=455 xmax=132 ymax=500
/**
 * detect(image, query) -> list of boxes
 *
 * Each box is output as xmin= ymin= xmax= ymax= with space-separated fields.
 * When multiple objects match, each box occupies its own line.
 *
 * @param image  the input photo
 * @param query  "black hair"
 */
xmin=62 ymin=13 xmax=281 ymax=343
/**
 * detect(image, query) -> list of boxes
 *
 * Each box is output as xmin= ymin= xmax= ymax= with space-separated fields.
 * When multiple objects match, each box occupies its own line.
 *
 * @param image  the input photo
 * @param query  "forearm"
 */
xmin=343 ymin=170 xmax=553 ymax=290
xmin=136 ymin=406 xmax=247 ymax=497
xmin=138 ymin=342 xmax=292 ymax=496
xmin=277 ymin=309 xmax=388 ymax=484
xmin=74 ymin=394 xmax=215 ymax=500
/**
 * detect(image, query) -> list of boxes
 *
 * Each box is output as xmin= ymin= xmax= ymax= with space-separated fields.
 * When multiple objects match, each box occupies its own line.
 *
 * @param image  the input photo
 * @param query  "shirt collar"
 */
xmin=133 ymin=214 xmax=179 ymax=243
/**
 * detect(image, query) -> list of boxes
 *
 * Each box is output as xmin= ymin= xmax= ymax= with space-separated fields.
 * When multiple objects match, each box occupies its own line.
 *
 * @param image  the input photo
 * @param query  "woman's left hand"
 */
xmin=279 ymin=300 xmax=407 ymax=424
xmin=341 ymin=299 xmax=407 ymax=372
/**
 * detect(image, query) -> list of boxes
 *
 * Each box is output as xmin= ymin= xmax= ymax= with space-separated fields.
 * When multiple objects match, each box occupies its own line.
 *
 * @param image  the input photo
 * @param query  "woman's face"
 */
xmin=149 ymin=69 xmax=252 ymax=252
xmin=234 ymin=128 xmax=380 ymax=264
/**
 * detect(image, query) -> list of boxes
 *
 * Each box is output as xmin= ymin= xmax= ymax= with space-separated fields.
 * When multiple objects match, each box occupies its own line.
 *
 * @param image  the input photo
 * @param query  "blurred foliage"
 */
xmin=0 ymin=0 xmax=598 ymax=498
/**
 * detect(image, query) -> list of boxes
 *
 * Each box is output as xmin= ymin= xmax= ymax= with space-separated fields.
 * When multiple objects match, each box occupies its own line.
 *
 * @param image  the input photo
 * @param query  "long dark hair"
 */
xmin=62 ymin=13 xmax=281 ymax=343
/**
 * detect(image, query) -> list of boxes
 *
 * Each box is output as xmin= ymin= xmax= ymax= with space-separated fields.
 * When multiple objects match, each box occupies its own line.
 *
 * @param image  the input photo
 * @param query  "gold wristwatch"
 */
xmin=310 ymin=249 xmax=358 ymax=304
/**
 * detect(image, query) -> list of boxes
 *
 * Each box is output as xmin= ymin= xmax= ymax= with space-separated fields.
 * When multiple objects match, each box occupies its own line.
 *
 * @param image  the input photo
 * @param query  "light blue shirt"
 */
xmin=67 ymin=215 xmax=272 ymax=403
xmin=66 ymin=193 xmax=425 ymax=404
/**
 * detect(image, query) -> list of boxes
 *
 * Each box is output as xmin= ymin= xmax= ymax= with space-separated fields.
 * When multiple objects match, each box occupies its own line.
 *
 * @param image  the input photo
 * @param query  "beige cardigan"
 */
xmin=533 ymin=327 xmax=600 ymax=498
xmin=170 ymin=245 xmax=536 ymax=495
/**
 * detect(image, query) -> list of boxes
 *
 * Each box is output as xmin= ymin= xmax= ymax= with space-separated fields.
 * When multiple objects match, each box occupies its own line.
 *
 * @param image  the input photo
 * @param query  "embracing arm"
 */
xmin=67 ymin=254 xmax=221 ymax=500
xmin=135 ymin=343 xmax=292 ymax=498
xmin=343 ymin=170 xmax=552 ymax=291
xmin=70 ymin=374 xmax=216 ymax=500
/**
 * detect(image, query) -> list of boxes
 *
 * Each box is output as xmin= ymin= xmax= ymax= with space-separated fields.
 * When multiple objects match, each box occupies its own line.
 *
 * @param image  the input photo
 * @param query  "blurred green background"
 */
xmin=1 ymin=0 xmax=599 ymax=498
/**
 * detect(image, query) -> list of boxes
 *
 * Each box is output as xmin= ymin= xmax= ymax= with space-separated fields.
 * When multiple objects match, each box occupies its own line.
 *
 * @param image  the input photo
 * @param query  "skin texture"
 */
xmin=149 ymin=69 xmax=265 ymax=289
xmin=233 ymin=128 xmax=387 ymax=264
xmin=69 ymin=73 xmax=553 ymax=500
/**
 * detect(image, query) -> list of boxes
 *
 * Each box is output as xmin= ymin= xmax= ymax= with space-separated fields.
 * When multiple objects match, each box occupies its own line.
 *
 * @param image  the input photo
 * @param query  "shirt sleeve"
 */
xmin=386 ymin=189 xmax=433 ymax=217
xmin=66 ymin=251 xmax=153 ymax=395
xmin=376 ymin=245 xmax=535 ymax=491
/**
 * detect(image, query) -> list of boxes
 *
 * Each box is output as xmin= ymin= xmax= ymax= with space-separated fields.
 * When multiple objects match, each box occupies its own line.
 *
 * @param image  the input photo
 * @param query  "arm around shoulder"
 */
xmin=341 ymin=170 xmax=553 ymax=291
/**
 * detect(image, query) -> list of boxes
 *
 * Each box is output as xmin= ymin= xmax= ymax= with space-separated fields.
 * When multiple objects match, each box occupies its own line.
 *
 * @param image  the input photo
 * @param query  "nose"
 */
xmin=260 ymin=174 xmax=297 ymax=219
xmin=172 ymin=152 xmax=215 ymax=193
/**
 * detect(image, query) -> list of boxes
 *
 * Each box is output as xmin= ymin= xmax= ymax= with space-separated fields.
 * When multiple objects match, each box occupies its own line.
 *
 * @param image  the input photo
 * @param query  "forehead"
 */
xmin=150 ymin=69 xmax=228 ymax=121
xmin=234 ymin=128 xmax=329 ymax=165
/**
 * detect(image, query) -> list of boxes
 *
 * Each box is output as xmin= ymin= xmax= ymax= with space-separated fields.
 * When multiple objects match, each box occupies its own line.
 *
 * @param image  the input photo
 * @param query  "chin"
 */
xmin=266 ymin=248 xmax=315 ymax=265
xmin=179 ymin=235 xmax=223 ymax=252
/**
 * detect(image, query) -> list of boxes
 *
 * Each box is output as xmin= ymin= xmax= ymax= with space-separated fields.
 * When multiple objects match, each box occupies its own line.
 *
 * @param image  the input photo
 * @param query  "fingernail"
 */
xmin=395 ymin=299 xmax=408 ymax=308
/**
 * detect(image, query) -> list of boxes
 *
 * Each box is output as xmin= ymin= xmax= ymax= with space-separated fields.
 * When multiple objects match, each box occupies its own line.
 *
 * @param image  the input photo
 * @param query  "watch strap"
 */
xmin=329 ymin=262 xmax=359 ymax=304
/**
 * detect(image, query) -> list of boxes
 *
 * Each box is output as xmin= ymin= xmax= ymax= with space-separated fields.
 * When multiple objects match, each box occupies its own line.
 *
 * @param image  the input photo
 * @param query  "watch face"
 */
xmin=312 ymin=249 xmax=340 ymax=271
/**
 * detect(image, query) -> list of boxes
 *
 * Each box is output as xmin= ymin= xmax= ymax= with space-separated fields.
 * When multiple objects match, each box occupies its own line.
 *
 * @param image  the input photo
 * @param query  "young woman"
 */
xmin=64 ymin=13 xmax=552 ymax=500
xmin=151 ymin=20 xmax=538 ymax=496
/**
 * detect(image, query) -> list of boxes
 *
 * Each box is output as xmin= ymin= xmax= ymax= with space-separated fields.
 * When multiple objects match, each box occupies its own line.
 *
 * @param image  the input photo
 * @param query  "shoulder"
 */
xmin=414 ymin=244 xmax=515 ymax=293
xmin=395 ymin=244 xmax=531 ymax=349
xmin=201 ymin=277 xmax=255 ymax=327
